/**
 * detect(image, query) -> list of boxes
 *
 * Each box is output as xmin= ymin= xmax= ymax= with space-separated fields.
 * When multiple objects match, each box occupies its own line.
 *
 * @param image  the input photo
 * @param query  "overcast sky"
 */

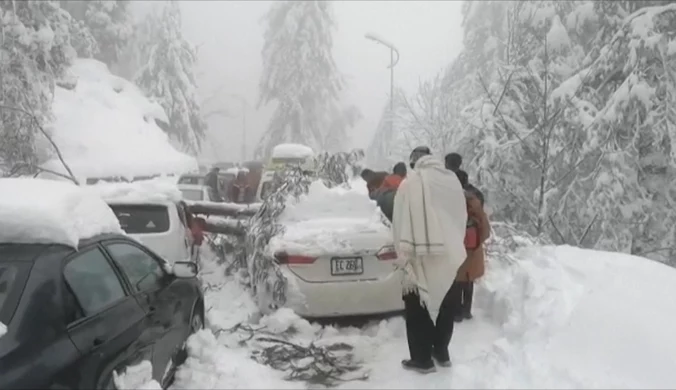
xmin=178 ymin=0 xmax=464 ymax=163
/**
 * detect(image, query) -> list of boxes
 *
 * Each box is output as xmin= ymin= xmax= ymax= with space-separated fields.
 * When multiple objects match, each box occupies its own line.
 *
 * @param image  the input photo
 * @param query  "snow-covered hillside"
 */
xmin=173 ymin=242 xmax=676 ymax=389
xmin=42 ymin=59 xmax=197 ymax=182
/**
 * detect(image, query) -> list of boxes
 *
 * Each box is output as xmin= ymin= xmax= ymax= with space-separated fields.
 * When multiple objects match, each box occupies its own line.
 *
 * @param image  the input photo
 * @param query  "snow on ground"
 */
xmin=114 ymin=360 xmax=162 ymax=390
xmin=176 ymin=239 xmax=676 ymax=389
xmin=268 ymin=180 xmax=390 ymax=257
xmin=0 ymin=178 xmax=123 ymax=247
xmin=42 ymin=59 xmax=197 ymax=182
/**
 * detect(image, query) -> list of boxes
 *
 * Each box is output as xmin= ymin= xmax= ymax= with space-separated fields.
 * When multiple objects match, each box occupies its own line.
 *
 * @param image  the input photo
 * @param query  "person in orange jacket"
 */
xmin=454 ymin=169 xmax=490 ymax=321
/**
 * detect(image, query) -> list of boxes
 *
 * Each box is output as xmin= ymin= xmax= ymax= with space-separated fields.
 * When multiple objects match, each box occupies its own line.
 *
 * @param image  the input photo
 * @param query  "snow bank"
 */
xmin=43 ymin=59 xmax=197 ymax=182
xmin=268 ymin=179 xmax=391 ymax=256
xmin=87 ymin=177 xmax=183 ymax=204
xmin=271 ymin=143 xmax=314 ymax=159
xmin=0 ymin=178 xmax=123 ymax=248
xmin=113 ymin=360 xmax=162 ymax=390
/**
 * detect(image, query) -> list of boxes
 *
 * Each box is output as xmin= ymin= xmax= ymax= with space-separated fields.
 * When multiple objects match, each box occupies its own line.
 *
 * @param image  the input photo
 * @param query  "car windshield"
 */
xmin=109 ymin=204 xmax=170 ymax=234
xmin=0 ymin=245 xmax=38 ymax=324
xmin=180 ymin=188 xmax=204 ymax=201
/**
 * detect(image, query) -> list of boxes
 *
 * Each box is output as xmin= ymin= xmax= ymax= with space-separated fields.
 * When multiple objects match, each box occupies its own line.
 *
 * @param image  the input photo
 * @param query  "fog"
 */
xmin=176 ymin=0 xmax=464 ymax=164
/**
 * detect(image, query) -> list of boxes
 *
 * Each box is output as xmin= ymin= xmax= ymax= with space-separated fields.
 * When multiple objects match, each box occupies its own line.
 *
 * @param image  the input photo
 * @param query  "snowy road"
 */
xmin=167 ymin=244 xmax=676 ymax=390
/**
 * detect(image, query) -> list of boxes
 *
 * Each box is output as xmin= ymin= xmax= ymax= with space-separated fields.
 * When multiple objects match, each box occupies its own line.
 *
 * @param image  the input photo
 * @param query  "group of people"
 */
xmin=362 ymin=147 xmax=490 ymax=374
xmin=204 ymin=167 xmax=255 ymax=204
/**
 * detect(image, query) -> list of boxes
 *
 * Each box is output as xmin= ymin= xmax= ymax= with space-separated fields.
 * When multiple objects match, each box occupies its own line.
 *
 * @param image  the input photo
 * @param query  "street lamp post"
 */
xmin=365 ymin=32 xmax=400 ymax=140
xmin=364 ymin=33 xmax=399 ymax=163
xmin=230 ymin=94 xmax=249 ymax=161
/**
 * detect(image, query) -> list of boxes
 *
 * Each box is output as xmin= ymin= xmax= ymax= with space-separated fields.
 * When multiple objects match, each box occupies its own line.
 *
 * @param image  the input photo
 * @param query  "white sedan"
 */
xmin=267 ymin=181 xmax=404 ymax=318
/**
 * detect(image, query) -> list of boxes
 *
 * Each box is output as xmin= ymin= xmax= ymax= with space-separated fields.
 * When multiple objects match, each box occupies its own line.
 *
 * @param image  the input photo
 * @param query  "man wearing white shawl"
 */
xmin=392 ymin=146 xmax=468 ymax=373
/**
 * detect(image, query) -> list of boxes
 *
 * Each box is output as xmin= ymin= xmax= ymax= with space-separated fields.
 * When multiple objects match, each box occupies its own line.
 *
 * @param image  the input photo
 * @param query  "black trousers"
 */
xmin=403 ymin=281 xmax=463 ymax=363
xmin=460 ymin=281 xmax=474 ymax=315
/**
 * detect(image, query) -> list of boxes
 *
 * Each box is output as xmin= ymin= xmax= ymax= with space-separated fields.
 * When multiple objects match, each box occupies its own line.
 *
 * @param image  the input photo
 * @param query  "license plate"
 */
xmin=330 ymin=257 xmax=364 ymax=276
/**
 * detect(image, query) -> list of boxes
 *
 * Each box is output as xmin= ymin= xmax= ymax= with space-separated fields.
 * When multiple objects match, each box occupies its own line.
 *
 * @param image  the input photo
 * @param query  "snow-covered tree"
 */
xmin=135 ymin=0 xmax=207 ymax=155
xmin=256 ymin=0 xmax=359 ymax=159
xmin=82 ymin=0 xmax=132 ymax=66
xmin=0 ymin=0 xmax=77 ymax=175
xmin=59 ymin=0 xmax=132 ymax=65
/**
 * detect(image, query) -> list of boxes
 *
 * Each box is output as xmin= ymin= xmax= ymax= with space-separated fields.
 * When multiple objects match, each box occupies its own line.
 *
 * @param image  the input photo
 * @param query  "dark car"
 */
xmin=0 ymin=234 xmax=205 ymax=389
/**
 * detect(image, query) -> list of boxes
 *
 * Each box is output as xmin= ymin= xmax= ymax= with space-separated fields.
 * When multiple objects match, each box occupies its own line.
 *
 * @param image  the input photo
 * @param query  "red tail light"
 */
xmin=376 ymin=246 xmax=398 ymax=261
xmin=274 ymin=252 xmax=317 ymax=265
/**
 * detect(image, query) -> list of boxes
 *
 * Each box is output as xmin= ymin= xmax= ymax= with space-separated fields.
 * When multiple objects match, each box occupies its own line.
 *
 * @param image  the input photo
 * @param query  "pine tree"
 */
xmin=256 ymin=0 xmax=358 ymax=159
xmin=135 ymin=0 xmax=207 ymax=155
xmin=83 ymin=0 xmax=132 ymax=66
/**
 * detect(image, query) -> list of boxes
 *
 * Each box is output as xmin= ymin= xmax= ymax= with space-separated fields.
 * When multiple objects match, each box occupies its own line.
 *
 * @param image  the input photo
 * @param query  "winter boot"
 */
xmin=463 ymin=311 xmax=473 ymax=320
xmin=401 ymin=359 xmax=437 ymax=374
xmin=432 ymin=351 xmax=452 ymax=368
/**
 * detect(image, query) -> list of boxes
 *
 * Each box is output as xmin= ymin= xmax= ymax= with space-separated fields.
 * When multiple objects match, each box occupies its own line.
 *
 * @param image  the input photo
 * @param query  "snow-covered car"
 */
xmin=267 ymin=180 xmax=404 ymax=318
xmin=178 ymin=183 xmax=215 ymax=202
xmin=0 ymin=178 xmax=204 ymax=389
xmin=91 ymin=180 xmax=200 ymax=265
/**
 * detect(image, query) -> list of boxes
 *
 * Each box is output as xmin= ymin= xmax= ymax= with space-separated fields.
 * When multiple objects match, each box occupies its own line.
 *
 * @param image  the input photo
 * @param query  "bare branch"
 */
xmin=0 ymin=101 xmax=80 ymax=185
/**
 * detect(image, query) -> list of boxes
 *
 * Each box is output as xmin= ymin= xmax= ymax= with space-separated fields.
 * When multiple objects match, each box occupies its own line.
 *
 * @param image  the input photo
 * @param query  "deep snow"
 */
xmin=0 ymin=178 xmax=123 ymax=247
xmin=174 ymin=241 xmax=676 ymax=389
xmin=42 ymin=59 xmax=197 ymax=182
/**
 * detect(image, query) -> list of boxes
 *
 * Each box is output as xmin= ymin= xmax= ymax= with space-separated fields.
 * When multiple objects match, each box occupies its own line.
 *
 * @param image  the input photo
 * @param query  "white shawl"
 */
xmin=392 ymin=155 xmax=468 ymax=320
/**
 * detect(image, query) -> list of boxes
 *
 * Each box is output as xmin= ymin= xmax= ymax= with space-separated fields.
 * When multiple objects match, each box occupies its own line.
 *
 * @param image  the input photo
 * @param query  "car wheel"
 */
xmin=172 ymin=304 xmax=204 ymax=368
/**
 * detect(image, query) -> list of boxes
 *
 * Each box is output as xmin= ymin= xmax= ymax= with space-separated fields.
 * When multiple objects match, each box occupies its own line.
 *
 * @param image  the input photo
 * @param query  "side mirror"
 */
xmin=172 ymin=261 xmax=198 ymax=278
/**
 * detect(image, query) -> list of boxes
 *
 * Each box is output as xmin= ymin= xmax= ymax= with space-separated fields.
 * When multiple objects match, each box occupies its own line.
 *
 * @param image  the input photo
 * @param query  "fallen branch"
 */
xmin=253 ymin=337 xmax=367 ymax=386
xmin=187 ymin=200 xmax=261 ymax=218
xmin=220 ymin=322 xmax=368 ymax=387
xmin=203 ymin=216 xmax=247 ymax=237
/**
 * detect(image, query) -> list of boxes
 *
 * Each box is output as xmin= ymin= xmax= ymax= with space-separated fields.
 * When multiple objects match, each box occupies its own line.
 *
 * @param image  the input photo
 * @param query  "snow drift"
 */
xmin=178 ymin=229 xmax=676 ymax=389
xmin=42 ymin=59 xmax=197 ymax=182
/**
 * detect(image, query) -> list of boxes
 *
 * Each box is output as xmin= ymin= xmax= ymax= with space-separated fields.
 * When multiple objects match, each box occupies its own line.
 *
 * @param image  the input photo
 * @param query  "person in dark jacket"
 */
xmin=204 ymin=167 xmax=221 ymax=201
xmin=445 ymin=153 xmax=463 ymax=173
xmin=362 ymin=168 xmax=389 ymax=194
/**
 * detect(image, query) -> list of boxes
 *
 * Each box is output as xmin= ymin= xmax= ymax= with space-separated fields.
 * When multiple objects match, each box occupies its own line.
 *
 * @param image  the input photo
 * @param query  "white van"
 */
xmin=107 ymin=199 xmax=198 ymax=265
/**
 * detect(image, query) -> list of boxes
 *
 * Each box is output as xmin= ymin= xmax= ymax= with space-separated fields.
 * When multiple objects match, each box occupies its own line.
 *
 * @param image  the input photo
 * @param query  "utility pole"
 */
xmin=365 ymin=33 xmax=400 ymax=158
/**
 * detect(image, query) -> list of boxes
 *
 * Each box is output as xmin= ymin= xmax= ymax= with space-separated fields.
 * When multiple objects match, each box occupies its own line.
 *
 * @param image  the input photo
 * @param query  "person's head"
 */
xmin=445 ymin=153 xmax=462 ymax=172
xmin=360 ymin=168 xmax=375 ymax=182
xmin=236 ymin=170 xmax=247 ymax=181
xmin=455 ymin=169 xmax=469 ymax=189
xmin=392 ymin=162 xmax=407 ymax=177
xmin=409 ymin=146 xmax=431 ymax=169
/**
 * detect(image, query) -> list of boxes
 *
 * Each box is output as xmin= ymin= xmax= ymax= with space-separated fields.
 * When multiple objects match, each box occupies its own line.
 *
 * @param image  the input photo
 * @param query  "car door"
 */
xmin=61 ymin=245 xmax=153 ymax=389
xmin=102 ymin=240 xmax=195 ymax=383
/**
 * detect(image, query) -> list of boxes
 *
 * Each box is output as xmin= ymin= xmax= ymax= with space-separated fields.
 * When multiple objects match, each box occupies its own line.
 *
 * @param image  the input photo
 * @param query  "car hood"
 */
xmin=267 ymin=217 xmax=391 ymax=257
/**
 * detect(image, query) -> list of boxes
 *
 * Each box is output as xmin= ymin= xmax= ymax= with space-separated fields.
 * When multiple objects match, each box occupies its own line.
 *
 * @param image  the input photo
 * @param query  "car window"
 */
xmin=180 ymin=189 xmax=204 ymax=201
xmin=105 ymin=243 xmax=166 ymax=293
xmin=109 ymin=204 xmax=170 ymax=234
xmin=63 ymin=248 xmax=126 ymax=317
xmin=178 ymin=176 xmax=203 ymax=185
